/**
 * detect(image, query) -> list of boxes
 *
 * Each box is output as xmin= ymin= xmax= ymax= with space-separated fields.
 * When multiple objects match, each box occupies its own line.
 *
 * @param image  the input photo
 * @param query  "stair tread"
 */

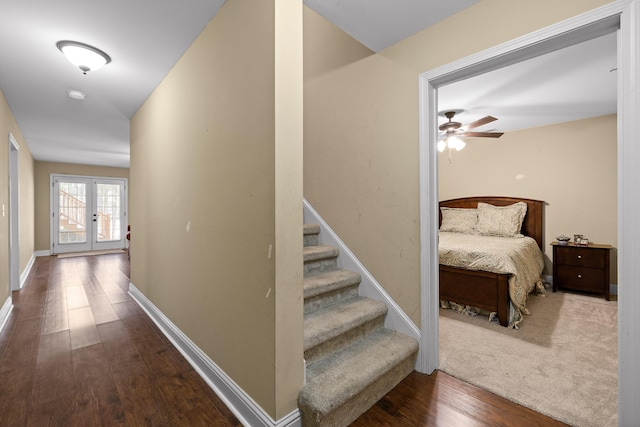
xmin=304 ymin=269 xmax=361 ymax=299
xmin=299 ymin=328 xmax=419 ymax=416
xmin=304 ymin=224 xmax=321 ymax=235
xmin=303 ymin=245 xmax=339 ymax=262
xmin=304 ymin=297 xmax=386 ymax=351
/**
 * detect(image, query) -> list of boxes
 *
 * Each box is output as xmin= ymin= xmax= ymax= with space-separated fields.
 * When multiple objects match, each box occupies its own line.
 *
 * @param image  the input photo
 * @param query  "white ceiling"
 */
xmin=0 ymin=0 xmax=226 ymax=168
xmin=304 ymin=0 xmax=480 ymax=52
xmin=0 ymin=1 xmax=617 ymax=168
xmin=438 ymin=32 xmax=617 ymax=135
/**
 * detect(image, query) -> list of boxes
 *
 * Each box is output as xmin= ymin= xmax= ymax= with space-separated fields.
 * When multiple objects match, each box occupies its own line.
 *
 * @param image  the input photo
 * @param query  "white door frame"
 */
xmin=8 ymin=133 xmax=19 ymax=291
xmin=50 ymin=174 xmax=128 ymax=254
xmin=418 ymin=0 xmax=639 ymax=423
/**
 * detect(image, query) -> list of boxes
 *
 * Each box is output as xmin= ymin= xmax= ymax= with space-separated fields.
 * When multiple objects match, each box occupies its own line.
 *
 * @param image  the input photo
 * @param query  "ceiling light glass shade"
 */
xmin=447 ymin=136 xmax=466 ymax=151
xmin=437 ymin=140 xmax=447 ymax=152
xmin=57 ymin=40 xmax=111 ymax=74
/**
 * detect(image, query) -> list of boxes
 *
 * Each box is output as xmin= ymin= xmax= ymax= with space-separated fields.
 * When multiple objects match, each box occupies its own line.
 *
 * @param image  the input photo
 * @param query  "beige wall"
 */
xmin=439 ymin=115 xmax=618 ymax=282
xmin=130 ymin=0 xmax=302 ymax=419
xmin=303 ymin=0 xmax=615 ymax=327
xmin=34 ymin=161 xmax=129 ymax=252
xmin=0 ymin=88 xmax=35 ymax=302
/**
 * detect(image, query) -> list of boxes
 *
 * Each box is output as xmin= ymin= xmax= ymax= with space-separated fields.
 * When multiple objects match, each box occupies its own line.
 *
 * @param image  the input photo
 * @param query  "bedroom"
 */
xmin=435 ymin=31 xmax=618 ymax=426
xmin=437 ymin=29 xmax=617 ymax=275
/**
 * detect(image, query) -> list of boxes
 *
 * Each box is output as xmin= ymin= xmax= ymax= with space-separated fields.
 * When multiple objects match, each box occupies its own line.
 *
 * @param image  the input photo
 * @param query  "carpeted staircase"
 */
xmin=298 ymin=223 xmax=419 ymax=426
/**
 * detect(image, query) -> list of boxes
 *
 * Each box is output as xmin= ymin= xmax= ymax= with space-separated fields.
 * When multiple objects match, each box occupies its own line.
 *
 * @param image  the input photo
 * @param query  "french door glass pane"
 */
xmin=58 ymin=182 xmax=87 ymax=244
xmin=96 ymin=183 xmax=121 ymax=242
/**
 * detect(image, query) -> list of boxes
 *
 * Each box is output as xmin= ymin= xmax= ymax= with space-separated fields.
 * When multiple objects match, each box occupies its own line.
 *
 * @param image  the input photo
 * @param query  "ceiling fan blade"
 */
xmin=465 ymin=115 xmax=497 ymax=130
xmin=461 ymin=131 xmax=504 ymax=138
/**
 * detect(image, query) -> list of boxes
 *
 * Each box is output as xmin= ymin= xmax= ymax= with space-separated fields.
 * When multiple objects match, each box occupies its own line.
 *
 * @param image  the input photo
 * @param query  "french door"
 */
xmin=51 ymin=175 xmax=127 ymax=254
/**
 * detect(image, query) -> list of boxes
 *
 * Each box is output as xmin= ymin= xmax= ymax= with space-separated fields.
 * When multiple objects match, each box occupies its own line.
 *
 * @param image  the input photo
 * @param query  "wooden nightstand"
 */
xmin=551 ymin=242 xmax=612 ymax=300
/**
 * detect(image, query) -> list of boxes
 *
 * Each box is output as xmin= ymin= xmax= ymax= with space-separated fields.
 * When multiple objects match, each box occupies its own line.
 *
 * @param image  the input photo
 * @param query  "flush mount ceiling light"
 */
xmin=56 ymin=40 xmax=111 ymax=74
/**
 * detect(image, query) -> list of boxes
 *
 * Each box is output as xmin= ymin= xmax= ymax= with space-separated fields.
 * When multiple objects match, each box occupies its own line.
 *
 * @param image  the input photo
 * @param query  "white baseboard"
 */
xmin=303 ymin=199 xmax=423 ymax=371
xmin=128 ymin=283 xmax=301 ymax=427
xmin=19 ymin=253 xmax=37 ymax=289
xmin=0 ymin=297 xmax=13 ymax=335
xmin=18 ymin=251 xmax=51 ymax=290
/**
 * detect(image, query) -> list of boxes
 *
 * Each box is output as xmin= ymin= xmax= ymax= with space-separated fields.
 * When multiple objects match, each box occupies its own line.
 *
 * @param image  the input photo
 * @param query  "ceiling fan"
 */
xmin=438 ymin=110 xmax=504 ymax=153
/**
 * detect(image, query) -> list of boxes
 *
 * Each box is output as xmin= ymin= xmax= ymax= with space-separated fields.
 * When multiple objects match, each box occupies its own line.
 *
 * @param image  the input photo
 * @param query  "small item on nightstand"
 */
xmin=573 ymin=235 xmax=589 ymax=246
xmin=556 ymin=234 xmax=570 ymax=245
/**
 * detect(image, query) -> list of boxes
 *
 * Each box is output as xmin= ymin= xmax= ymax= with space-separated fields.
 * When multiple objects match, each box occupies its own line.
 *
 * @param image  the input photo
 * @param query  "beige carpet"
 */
xmin=439 ymin=290 xmax=618 ymax=427
xmin=57 ymin=249 xmax=125 ymax=258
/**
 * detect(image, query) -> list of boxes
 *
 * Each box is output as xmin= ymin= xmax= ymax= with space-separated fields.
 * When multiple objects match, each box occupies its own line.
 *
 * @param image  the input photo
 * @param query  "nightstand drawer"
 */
xmin=555 ymin=246 xmax=605 ymax=268
xmin=556 ymin=266 xmax=605 ymax=292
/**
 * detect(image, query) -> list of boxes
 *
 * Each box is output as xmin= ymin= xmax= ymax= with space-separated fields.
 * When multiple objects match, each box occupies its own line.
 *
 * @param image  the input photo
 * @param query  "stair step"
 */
xmin=304 ymin=245 xmax=339 ymax=275
xmin=304 ymin=297 xmax=386 ymax=364
xmin=298 ymin=328 xmax=419 ymax=427
xmin=304 ymin=224 xmax=321 ymax=247
xmin=304 ymin=269 xmax=361 ymax=314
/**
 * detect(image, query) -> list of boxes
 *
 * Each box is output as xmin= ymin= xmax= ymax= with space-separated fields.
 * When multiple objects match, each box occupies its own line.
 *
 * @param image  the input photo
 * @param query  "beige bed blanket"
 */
xmin=439 ymin=232 xmax=545 ymax=328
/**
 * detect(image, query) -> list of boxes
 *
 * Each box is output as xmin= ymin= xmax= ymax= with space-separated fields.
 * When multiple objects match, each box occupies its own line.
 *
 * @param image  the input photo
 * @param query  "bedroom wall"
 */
xmin=130 ymin=0 xmax=303 ymax=419
xmin=438 ymin=115 xmax=618 ymax=283
xmin=303 ymin=0 xmax=615 ymax=328
xmin=33 ymin=161 xmax=130 ymax=252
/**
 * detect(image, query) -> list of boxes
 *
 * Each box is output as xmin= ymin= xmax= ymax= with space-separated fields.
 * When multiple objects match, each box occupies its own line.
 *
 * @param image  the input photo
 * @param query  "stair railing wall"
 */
xmin=303 ymin=198 xmax=423 ymax=372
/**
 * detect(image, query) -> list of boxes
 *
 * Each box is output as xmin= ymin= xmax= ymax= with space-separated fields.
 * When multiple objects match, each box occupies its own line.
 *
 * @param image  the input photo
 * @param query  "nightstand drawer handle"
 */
xmin=577 ymin=274 xmax=582 ymax=279
xmin=577 ymin=255 xmax=582 ymax=259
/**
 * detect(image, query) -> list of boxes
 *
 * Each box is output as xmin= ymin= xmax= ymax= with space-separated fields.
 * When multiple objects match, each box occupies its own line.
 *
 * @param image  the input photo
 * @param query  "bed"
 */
xmin=438 ymin=196 xmax=545 ymax=328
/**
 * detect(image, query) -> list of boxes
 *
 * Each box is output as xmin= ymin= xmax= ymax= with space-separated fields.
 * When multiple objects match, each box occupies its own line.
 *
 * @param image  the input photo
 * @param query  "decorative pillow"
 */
xmin=476 ymin=202 xmax=527 ymax=237
xmin=440 ymin=207 xmax=478 ymax=234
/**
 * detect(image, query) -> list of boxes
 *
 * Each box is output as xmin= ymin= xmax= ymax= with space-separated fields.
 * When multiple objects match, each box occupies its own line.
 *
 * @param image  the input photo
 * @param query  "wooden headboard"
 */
xmin=439 ymin=196 xmax=545 ymax=249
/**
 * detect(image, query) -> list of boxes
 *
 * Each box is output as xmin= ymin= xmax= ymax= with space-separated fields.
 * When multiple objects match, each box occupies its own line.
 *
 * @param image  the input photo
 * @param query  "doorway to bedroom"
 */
xmin=433 ymin=25 xmax=619 ymax=427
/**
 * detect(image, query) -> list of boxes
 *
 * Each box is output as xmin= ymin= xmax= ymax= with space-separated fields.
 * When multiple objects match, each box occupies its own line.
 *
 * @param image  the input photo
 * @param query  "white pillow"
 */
xmin=440 ymin=207 xmax=478 ymax=234
xmin=476 ymin=202 xmax=527 ymax=237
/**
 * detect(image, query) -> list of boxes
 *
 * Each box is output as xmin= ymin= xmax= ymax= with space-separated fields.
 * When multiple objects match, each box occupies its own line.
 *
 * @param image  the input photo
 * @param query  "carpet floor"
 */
xmin=439 ymin=290 xmax=618 ymax=427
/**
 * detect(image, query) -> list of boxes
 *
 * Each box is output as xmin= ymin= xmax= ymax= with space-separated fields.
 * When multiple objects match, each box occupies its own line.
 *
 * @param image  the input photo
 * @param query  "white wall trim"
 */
xmin=616 ymin=1 xmax=640 ymax=424
xmin=0 ymin=297 xmax=13 ymax=335
xmin=128 ymin=283 xmax=301 ymax=427
xmin=19 ymin=252 xmax=37 ymax=289
xmin=303 ymin=199 xmax=423 ymax=372
xmin=9 ymin=132 xmax=20 ymax=292
xmin=35 ymin=250 xmax=51 ymax=257
xmin=419 ymin=0 xmax=639 ymax=422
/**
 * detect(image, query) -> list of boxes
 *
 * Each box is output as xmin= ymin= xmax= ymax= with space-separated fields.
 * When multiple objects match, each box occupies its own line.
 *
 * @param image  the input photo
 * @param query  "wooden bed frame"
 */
xmin=439 ymin=196 xmax=545 ymax=326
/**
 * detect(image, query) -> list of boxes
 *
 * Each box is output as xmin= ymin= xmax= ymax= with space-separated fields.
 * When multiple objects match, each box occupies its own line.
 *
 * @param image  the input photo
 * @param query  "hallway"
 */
xmin=0 ymin=254 xmax=241 ymax=426
xmin=1 ymin=253 xmax=566 ymax=426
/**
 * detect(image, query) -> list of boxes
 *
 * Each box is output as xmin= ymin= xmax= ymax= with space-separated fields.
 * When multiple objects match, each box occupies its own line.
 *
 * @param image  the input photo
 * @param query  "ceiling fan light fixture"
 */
xmin=437 ymin=140 xmax=447 ymax=152
xmin=56 ymin=40 xmax=111 ymax=74
xmin=447 ymin=135 xmax=466 ymax=151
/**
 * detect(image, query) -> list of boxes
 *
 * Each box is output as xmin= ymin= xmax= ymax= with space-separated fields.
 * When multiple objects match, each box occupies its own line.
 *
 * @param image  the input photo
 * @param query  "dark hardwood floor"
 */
xmin=0 ymin=253 xmax=566 ymax=426
xmin=353 ymin=371 xmax=567 ymax=426
xmin=0 ymin=254 xmax=241 ymax=426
